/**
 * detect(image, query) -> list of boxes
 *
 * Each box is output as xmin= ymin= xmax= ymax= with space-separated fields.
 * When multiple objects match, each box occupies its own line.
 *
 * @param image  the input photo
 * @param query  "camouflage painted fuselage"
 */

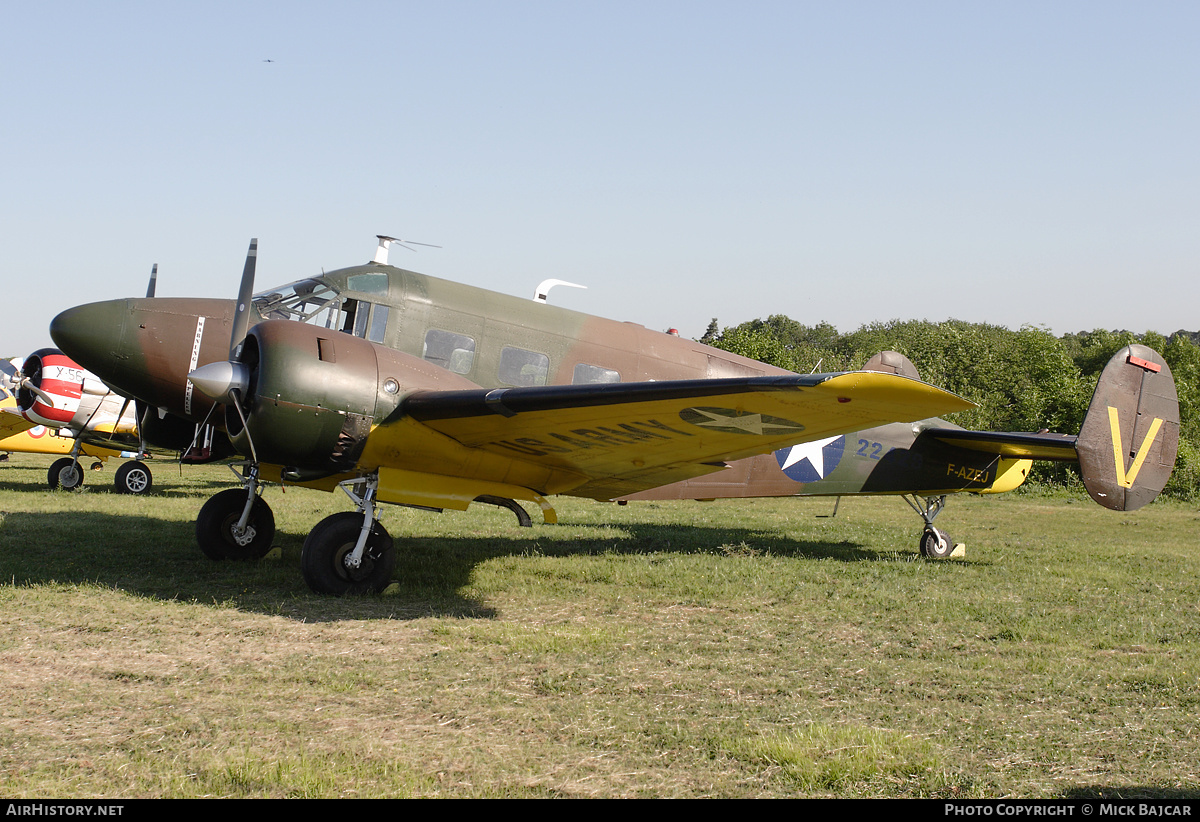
xmin=51 ymin=263 xmax=789 ymax=423
xmin=51 ymin=260 xmax=1001 ymax=500
xmin=621 ymin=420 xmax=1032 ymax=502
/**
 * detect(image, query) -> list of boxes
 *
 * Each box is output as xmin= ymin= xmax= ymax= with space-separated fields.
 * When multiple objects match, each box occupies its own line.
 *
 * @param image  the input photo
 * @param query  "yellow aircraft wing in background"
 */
xmin=0 ymin=396 xmax=122 ymax=459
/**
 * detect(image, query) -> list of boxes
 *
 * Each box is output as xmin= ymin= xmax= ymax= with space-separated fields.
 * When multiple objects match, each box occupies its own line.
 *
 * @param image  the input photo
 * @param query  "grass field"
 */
xmin=0 ymin=452 xmax=1198 ymax=798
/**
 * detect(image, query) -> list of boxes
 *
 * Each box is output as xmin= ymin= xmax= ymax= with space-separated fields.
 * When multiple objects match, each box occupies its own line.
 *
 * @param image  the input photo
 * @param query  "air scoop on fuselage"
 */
xmin=50 ymin=297 xmax=237 ymax=422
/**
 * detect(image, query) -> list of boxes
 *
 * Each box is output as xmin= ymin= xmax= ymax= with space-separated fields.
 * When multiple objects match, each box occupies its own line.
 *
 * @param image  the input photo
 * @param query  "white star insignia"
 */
xmin=780 ymin=435 xmax=840 ymax=476
xmin=688 ymin=408 xmax=803 ymax=435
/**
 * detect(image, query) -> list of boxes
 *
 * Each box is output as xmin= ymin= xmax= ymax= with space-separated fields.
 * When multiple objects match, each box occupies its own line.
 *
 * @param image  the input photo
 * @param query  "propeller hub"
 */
xmin=188 ymin=361 xmax=250 ymax=404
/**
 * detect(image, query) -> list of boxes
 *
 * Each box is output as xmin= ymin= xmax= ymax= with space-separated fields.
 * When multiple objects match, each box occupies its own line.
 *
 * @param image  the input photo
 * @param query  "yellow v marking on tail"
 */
xmin=1107 ymin=406 xmax=1164 ymax=488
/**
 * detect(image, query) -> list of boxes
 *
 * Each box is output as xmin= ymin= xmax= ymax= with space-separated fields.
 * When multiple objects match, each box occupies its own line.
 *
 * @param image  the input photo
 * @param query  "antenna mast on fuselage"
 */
xmin=372 ymin=234 xmax=441 ymax=266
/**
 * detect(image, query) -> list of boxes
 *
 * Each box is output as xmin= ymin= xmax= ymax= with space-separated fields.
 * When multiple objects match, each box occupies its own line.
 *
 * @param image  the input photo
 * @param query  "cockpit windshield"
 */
xmin=253 ymin=278 xmax=344 ymax=330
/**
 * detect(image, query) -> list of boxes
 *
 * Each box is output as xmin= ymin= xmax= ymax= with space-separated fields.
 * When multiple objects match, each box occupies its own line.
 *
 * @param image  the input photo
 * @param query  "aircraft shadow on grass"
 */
xmin=0 ymin=508 xmax=902 ymax=621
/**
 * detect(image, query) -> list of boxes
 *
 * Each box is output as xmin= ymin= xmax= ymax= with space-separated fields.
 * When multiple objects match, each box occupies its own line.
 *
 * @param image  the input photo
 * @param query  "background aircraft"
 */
xmin=2 ymin=350 xmax=151 ymax=492
xmin=47 ymin=237 xmax=1176 ymax=594
xmin=0 ymin=382 xmax=129 ymax=477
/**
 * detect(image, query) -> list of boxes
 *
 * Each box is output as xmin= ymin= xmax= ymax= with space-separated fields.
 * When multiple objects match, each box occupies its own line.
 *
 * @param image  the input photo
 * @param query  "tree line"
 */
xmin=699 ymin=316 xmax=1200 ymax=499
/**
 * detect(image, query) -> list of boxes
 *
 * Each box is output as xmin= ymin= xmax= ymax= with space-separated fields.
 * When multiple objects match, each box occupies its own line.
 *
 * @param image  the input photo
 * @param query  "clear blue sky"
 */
xmin=3 ymin=1 xmax=1197 ymax=357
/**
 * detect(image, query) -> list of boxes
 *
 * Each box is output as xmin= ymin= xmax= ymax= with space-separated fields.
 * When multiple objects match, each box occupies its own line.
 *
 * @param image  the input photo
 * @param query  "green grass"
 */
xmin=1 ymin=452 xmax=1198 ymax=797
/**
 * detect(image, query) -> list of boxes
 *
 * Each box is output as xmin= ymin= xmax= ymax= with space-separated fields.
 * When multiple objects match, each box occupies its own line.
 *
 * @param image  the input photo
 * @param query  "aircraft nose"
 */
xmin=49 ymin=300 xmax=132 ymax=371
xmin=49 ymin=295 xmax=235 ymax=420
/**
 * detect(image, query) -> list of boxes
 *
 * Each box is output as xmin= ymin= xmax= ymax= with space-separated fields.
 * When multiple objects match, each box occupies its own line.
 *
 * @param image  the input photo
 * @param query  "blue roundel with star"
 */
xmin=774 ymin=435 xmax=847 ymax=483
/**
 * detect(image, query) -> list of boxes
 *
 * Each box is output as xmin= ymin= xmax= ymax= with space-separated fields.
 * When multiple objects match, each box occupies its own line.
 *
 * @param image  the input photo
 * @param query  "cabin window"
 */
xmin=572 ymin=363 xmax=620 ymax=384
xmin=423 ymin=329 xmax=476 ymax=375
xmin=340 ymin=300 xmax=389 ymax=343
xmin=253 ymin=278 xmax=342 ymax=328
xmin=346 ymin=272 xmax=390 ymax=295
xmin=498 ymin=347 xmax=549 ymax=386
xmin=368 ymin=304 xmax=389 ymax=343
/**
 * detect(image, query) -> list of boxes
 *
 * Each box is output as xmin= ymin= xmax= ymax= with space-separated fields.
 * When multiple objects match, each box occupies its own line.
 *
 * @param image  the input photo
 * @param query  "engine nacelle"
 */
xmin=18 ymin=349 xmax=91 ymax=428
xmin=225 ymin=320 xmax=482 ymax=475
xmin=17 ymin=348 xmax=136 ymax=435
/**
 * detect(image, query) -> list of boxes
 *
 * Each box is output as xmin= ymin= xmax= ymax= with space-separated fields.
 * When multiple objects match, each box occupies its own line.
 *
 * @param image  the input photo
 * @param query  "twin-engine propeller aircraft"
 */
xmin=621 ymin=347 xmax=1180 ymax=557
xmin=47 ymin=237 xmax=1177 ymax=594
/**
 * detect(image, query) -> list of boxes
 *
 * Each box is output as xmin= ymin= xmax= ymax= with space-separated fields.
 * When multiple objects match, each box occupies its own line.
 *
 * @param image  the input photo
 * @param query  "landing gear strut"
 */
xmin=903 ymin=494 xmax=958 ymax=559
xmin=195 ymin=463 xmax=276 ymax=560
xmin=302 ymin=474 xmax=396 ymax=596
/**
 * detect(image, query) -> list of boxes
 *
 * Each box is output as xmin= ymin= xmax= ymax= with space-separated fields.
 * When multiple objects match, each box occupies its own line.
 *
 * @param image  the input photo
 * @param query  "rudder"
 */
xmin=1076 ymin=344 xmax=1179 ymax=511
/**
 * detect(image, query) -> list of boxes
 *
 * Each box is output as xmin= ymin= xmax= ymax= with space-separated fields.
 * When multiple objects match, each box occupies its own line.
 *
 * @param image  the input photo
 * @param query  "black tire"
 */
xmin=301 ymin=512 xmax=396 ymax=596
xmin=114 ymin=461 xmax=153 ymax=495
xmin=920 ymin=527 xmax=954 ymax=559
xmin=195 ymin=488 xmax=276 ymax=561
xmin=48 ymin=457 xmax=83 ymax=490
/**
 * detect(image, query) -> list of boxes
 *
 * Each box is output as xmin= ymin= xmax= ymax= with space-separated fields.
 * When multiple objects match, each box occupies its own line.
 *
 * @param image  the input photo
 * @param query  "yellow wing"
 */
xmin=357 ymin=372 xmax=975 ymax=505
xmin=0 ymin=405 xmax=40 ymax=439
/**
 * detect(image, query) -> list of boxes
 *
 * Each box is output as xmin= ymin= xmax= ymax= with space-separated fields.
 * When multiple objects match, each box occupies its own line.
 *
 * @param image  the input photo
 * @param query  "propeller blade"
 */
xmin=230 ymin=239 xmax=258 ymax=359
xmin=18 ymin=377 xmax=55 ymax=408
xmin=145 ymin=263 xmax=158 ymax=298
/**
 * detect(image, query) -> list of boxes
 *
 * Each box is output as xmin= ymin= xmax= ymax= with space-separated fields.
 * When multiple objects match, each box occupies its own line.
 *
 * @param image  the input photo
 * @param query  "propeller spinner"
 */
xmin=187 ymin=238 xmax=259 ymax=405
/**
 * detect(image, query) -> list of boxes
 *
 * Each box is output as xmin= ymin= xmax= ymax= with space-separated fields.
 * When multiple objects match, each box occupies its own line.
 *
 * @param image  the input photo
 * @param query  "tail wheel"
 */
xmin=195 ymin=488 xmax=276 ymax=560
xmin=48 ymin=458 xmax=83 ymax=490
xmin=114 ymin=461 xmax=153 ymax=495
xmin=920 ymin=527 xmax=954 ymax=559
xmin=301 ymin=512 xmax=396 ymax=596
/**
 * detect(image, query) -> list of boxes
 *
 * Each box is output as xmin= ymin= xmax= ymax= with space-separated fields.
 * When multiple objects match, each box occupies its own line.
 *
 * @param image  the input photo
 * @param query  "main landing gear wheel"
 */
xmin=301 ymin=512 xmax=396 ymax=596
xmin=920 ymin=527 xmax=954 ymax=559
xmin=114 ymin=461 xmax=153 ymax=495
xmin=195 ymin=488 xmax=276 ymax=561
xmin=48 ymin=458 xmax=83 ymax=490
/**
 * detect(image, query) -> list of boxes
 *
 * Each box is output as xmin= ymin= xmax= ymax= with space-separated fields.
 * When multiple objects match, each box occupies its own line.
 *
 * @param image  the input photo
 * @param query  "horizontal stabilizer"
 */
xmin=920 ymin=428 xmax=1079 ymax=461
